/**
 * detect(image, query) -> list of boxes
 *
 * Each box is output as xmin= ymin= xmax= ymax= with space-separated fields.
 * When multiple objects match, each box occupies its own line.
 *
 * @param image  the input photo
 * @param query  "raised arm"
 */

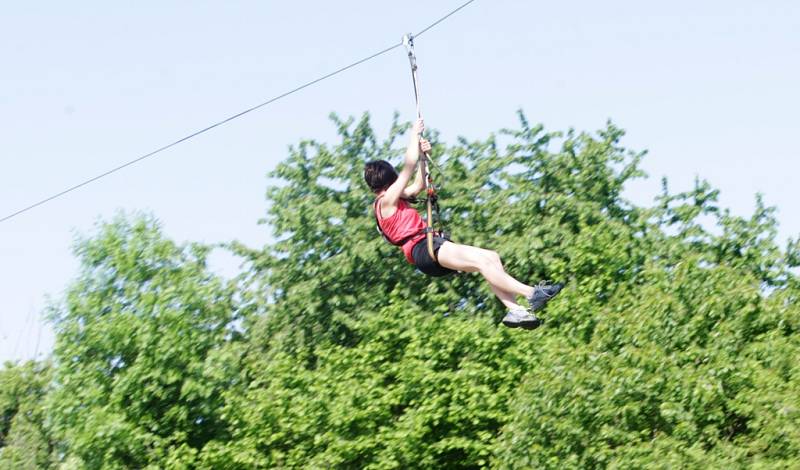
xmin=402 ymin=138 xmax=431 ymax=199
xmin=381 ymin=119 xmax=424 ymax=211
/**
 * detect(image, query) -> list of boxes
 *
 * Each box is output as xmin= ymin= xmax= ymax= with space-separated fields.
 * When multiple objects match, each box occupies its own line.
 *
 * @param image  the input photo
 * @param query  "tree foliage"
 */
xmin=0 ymin=361 xmax=53 ymax=469
xmin=3 ymin=113 xmax=798 ymax=468
xmin=43 ymin=215 xmax=243 ymax=468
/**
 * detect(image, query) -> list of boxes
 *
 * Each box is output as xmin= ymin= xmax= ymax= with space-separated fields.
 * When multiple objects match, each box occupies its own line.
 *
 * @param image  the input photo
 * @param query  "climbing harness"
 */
xmin=402 ymin=33 xmax=444 ymax=261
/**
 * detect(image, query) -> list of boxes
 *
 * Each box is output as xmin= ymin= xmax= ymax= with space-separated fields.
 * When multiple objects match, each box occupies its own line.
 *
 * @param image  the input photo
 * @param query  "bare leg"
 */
xmin=486 ymin=284 xmax=522 ymax=310
xmin=436 ymin=241 xmax=534 ymax=310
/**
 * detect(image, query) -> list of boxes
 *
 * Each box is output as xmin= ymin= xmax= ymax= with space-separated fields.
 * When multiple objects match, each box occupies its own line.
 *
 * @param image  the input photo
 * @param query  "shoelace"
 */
xmin=536 ymin=280 xmax=557 ymax=298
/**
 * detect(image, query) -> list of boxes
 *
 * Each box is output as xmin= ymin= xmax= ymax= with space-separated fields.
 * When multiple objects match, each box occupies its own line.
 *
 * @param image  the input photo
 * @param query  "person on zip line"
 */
xmin=364 ymin=118 xmax=563 ymax=329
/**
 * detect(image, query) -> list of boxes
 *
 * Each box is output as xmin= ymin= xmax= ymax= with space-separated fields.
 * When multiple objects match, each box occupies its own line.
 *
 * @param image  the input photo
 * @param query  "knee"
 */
xmin=480 ymin=250 xmax=502 ymax=268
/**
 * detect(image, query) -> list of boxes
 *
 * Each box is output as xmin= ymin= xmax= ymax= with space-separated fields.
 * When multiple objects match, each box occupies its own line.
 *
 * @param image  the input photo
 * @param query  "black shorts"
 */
xmin=411 ymin=235 xmax=456 ymax=277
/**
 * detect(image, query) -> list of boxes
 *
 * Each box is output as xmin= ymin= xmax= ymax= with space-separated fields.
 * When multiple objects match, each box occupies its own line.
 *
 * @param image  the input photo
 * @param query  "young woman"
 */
xmin=364 ymin=119 xmax=563 ymax=329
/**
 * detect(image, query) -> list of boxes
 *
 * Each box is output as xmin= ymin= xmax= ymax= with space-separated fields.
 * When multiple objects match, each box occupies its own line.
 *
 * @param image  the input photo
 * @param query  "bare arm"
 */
xmin=381 ymin=119 xmax=424 ymax=214
xmin=402 ymin=138 xmax=430 ymax=198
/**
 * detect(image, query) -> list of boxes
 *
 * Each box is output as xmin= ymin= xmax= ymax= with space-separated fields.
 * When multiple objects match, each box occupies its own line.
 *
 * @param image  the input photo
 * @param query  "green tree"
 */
xmin=32 ymin=112 xmax=800 ymax=468
xmin=205 ymin=296 xmax=537 ymax=469
xmin=495 ymin=177 xmax=800 ymax=468
xmin=231 ymin=112 xmax=799 ymax=468
xmin=0 ymin=361 xmax=53 ymax=469
xmin=46 ymin=214 xmax=244 ymax=469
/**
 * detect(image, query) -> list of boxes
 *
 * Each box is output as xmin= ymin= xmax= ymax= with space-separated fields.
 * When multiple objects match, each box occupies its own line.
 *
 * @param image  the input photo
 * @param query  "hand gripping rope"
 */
xmin=402 ymin=33 xmax=442 ymax=262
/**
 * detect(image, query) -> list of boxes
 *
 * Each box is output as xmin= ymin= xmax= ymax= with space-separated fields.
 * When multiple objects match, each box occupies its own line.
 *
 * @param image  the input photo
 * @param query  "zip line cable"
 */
xmin=414 ymin=0 xmax=476 ymax=38
xmin=0 ymin=0 xmax=477 ymax=225
xmin=0 ymin=42 xmax=400 ymax=224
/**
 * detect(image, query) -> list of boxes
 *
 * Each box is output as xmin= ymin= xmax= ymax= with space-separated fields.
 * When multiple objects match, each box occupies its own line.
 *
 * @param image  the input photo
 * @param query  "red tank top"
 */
xmin=374 ymin=197 xmax=427 ymax=264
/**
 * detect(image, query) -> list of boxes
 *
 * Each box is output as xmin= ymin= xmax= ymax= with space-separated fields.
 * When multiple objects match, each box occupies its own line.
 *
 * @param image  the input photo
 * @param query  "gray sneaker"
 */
xmin=502 ymin=308 xmax=542 ymax=330
xmin=528 ymin=281 xmax=564 ymax=311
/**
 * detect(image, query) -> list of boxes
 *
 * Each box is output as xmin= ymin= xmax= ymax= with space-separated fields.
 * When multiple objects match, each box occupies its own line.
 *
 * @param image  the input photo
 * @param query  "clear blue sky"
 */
xmin=2 ymin=1 xmax=798 ymax=363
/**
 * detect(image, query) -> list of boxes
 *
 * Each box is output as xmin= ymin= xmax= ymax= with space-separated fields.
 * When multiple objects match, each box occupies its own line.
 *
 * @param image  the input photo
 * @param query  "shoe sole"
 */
xmin=503 ymin=318 xmax=542 ymax=330
xmin=520 ymin=319 xmax=542 ymax=330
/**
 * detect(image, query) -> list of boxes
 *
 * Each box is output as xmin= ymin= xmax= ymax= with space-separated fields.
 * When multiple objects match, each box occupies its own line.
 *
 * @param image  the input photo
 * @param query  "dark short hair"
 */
xmin=364 ymin=160 xmax=398 ymax=193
